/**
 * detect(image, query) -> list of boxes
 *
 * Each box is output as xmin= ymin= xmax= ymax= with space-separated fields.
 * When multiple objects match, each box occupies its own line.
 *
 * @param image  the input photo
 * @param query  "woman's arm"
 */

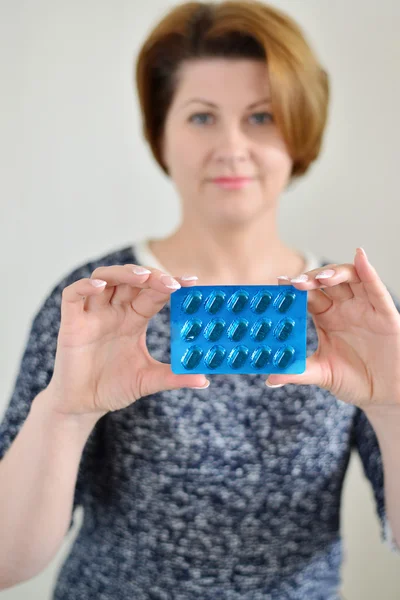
xmin=363 ymin=404 xmax=400 ymax=552
xmin=0 ymin=387 xmax=101 ymax=590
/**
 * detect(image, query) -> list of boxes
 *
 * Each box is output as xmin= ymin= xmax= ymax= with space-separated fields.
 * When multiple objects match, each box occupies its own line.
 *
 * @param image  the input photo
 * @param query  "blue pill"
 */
xmin=250 ymin=318 xmax=272 ymax=342
xmin=274 ymin=291 xmax=296 ymax=313
xmin=181 ymin=345 xmax=203 ymax=370
xmin=205 ymin=290 xmax=226 ymax=314
xmin=250 ymin=291 xmax=272 ymax=314
xmin=228 ymin=345 xmax=249 ymax=369
xmin=204 ymin=345 xmax=226 ymax=369
xmin=227 ymin=318 xmax=249 ymax=341
xmin=227 ymin=290 xmax=249 ymax=313
xmin=203 ymin=318 xmax=225 ymax=341
xmin=182 ymin=290 xmax=203 ymax=314
xmin=274 ymin=318 xmax=295 ymax=341
xmin=273 ymin=345 xmax=295 ymax=369
xmin=181 ymin=318 xmax=203 ymax=342
xmin=250 ymin=346 xmax=272 ymax=369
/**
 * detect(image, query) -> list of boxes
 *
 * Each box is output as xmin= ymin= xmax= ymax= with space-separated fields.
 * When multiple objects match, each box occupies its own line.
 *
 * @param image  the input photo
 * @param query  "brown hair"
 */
xmin=135 ymin=1 xmax=330 ymax=182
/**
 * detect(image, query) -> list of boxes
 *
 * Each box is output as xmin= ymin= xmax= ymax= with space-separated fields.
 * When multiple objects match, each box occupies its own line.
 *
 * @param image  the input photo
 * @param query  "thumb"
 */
xmin=145 ymin=362 xmax=210 ymax=395
xmin=265 ymin=354 xmax=326 ymax=389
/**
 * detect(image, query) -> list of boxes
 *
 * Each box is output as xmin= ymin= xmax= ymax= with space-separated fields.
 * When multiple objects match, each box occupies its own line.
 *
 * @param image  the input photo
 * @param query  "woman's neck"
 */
xmin=148 ymin=230 xmax=306 ymax=286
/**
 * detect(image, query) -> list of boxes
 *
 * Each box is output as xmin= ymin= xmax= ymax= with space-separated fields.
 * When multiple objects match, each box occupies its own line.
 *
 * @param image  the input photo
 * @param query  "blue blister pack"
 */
xmin=170 ymin=285 xmax=308 ymax=375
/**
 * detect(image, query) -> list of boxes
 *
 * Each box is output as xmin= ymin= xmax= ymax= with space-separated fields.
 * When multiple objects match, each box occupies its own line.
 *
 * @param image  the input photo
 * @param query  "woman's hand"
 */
xmin=265 ymin=247 xmax=400 ymax=411
xmin=46 ymin=265 xmax=209 ymax=418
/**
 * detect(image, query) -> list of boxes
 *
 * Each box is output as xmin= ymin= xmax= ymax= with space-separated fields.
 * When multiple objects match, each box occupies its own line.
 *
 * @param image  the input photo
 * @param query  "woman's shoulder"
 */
xmin=70 ymin=243 xmax=137 ymax=279
xmin=52 ymin=244 xmax=136 ymax=293
xmin=30 ymin=244 xmax=137 ymax=319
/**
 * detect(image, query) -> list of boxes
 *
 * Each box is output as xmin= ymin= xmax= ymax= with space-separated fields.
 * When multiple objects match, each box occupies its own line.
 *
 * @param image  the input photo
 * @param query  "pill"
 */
xmin=250 ymin=290 xmax=272 ymax=313
xmin=205 ymin=290 xmax=226 ymax=314
xmin=204 ymin=345 xmax=226 ymax=369
xmin=227 ymin=290 xmax=249 ymax=313
xmin=273 ymin=345 xmax=295 ymax=369
xmin=250 ymin=318 xmax=272 ymax=341
xmin=203 ymin=318 xmax=226 ymax=341
xmin=250 ymin=346 xmax=272 ymax=369
xmin=181 ymin=345 xmax=203 ymax=370
xmin=274 ymin=291 xmax=296 ymax=313
xmin=228 ymin=345 xmax=249 ymax=369
xmin=181 ymin=318 xmax=203 ymax=342
xmin=227 ymin=318 xmax=249 ymax=341
xmin=274 ymin=318 xmax=295 ymax=341
xmin=182 ymin=290 xmax=203 ymax=314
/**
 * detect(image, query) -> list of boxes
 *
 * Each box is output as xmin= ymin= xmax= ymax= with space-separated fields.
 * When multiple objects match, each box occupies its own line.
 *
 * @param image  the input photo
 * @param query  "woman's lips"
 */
xmin=211 ymin=177 xmax=254 ymax=189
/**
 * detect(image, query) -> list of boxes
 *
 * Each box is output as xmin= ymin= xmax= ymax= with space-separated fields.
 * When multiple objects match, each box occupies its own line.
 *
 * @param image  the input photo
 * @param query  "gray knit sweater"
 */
xmin=1 ymin=242 xmax=399 ymax=600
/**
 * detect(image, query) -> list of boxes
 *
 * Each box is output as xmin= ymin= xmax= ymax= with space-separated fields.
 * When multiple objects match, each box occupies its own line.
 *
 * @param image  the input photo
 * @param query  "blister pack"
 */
xmin=170 ymin=285 xmax=308 ymax=375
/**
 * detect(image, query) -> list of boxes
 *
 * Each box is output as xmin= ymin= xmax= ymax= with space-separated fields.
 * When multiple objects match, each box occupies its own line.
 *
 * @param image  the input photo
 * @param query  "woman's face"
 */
xmin=161 ymin=58 xmax=294 ymax=227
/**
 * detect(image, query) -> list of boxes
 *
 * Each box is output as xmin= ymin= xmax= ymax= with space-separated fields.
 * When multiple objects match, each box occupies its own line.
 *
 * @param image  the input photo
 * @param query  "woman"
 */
xmin=0 ymin=1 xmax=399 ymax=599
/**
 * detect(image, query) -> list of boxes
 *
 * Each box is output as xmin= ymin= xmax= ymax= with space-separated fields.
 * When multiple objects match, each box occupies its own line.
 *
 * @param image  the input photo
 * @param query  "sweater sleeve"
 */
xmin=0 ymin=263 xmax=101 ymax=533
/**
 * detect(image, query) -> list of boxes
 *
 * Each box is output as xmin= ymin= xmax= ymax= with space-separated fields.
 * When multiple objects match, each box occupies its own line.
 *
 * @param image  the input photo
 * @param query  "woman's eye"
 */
xmin=249 ymin=112 xmax=273 ymax=124
xmin=188 ymin=113 xmax=213 ymax=125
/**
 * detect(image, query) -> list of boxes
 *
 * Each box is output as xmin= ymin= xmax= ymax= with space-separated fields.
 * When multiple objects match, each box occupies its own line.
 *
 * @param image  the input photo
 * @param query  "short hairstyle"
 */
xmin=135 ymin=1 xmax=330 ymax=182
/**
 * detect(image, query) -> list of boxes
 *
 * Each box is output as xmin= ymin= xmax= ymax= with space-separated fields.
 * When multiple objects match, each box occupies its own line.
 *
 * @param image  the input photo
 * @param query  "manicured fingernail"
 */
xmin=160 ymin=274 xmax=181 ymax=289
xmin=181 ymin=274 xmax=198 ymax=281
xmin=90 ymin=279 xmax=107 ymax=287
xmin=191 ymin=380 xmax=210 ymax=389
xmin=277 ymin=275 xmax=290 ymax=281
xmin=265 ymin=379 xmax=285 ymax=388
xmin=315 ymin=269 xmax=335 ymax=279
xmin=290 ymin=274 xmax=308 ymax=283
xmin=133 ymin=266 xmax=151 ymax=275
xmin=357 ymin=247 xmax=368 ymax=259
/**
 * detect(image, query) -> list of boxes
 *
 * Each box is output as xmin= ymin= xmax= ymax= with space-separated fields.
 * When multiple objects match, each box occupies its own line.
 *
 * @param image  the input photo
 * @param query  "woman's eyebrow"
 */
xmin=179 ymin=97 xmax=272 ymax=110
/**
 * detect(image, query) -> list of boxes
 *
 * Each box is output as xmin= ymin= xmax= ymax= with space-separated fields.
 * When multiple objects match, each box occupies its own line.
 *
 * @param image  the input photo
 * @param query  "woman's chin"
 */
xmin=209 ymin=202 xmax=263 ymax=226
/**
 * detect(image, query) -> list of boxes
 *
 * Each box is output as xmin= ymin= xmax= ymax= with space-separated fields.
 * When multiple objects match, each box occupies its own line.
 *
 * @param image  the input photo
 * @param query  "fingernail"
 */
xmin=290 ymin=274 xmax=308 ymax=283
xmin=357 ymin=247 xmax=368 ymax=259
xmin=160 ymin=274 xmax=181 ymax=289
xmin=181 ymin=274 xmax=199 ymax=281
xmin=265 ymin=380 xmax=285 ymax=388
xmin=133 ymin=266 xmax=151 ymax=275
xmin=191 ymin=380 xmax=210 ymax=389
xmin=90 ymin=279 xmax=107 ymax=287
xmin=277 ymin=275 xmax=291 ymax=281
xmin=315 ymin=269 xmax=335 ymax=279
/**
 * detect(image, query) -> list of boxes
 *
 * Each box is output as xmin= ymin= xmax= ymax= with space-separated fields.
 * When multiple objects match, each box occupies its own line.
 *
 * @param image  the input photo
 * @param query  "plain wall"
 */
xmin=0 ymin=0 xmax=399 ymax=597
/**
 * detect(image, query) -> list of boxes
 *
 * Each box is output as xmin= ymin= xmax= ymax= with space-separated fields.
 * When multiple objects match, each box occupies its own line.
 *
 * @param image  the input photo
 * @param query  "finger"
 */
xmin=265 ymin=353 xmax=329 ymax=389
xmin=110 ymin=270 xmax=198 ymax=307
xmin=142 ymin=362 xmax=210 ymax=396
xmin=277 ymin=276 xmax=333 ymax=315
xmin=289 ymin=263 xmax=360 ymax=302
xmin=110 ymin=272 xmax=199 ymax=308
xmin=354 ymin=247 xmax=399 ymax=316
xmin=85 ymin=265 xmax=184 ymax=312
xmin=130 ymin=271 xmax=200 ymax=321
xmin=110 ymin=266 xmax=153 ymax=306
xmin=85 ymin=264 xmax=152 ymax=311
xmin=61 ymin=277 xmax=108 ymax=323
xmin=306 ymin=288 xmax=333 ymax=315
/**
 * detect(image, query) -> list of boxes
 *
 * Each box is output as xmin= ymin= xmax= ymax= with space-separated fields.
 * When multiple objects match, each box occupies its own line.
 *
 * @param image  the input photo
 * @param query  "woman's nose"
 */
xmin=215 ymin=150 xmax=248 ymax=165
xmin=214 ymin=129 xmax=250 ymax=165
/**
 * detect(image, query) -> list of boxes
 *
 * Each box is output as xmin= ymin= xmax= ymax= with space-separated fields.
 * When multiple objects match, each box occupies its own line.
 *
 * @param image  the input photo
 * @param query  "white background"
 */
xmin=0 ymin=0 xmax=399 ymax=597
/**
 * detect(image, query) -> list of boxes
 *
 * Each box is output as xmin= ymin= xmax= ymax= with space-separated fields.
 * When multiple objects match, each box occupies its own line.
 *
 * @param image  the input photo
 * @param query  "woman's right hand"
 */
xmin=45 ymin=264 xmax=209 ymax=418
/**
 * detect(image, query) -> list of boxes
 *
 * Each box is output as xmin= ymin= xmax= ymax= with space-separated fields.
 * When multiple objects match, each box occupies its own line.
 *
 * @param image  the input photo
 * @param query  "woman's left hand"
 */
xmin=265 ymin=247 xmax=400 ymax=410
